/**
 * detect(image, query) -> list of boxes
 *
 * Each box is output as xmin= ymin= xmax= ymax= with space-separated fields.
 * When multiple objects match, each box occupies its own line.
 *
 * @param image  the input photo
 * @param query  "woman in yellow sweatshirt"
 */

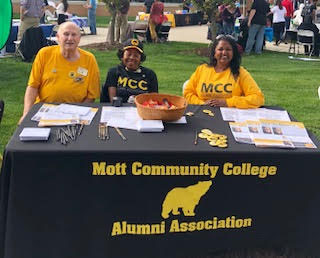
xmin=183 ymin=35 xmax=264 ymax=109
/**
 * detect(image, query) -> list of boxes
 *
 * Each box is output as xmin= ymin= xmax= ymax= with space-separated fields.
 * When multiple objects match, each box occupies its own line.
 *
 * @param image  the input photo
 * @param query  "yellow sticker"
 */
xmin=69 ymin=71 xmax=76 ymax=78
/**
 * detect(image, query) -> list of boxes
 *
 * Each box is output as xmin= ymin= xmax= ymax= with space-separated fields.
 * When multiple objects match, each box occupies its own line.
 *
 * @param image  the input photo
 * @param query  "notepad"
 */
xmin=19 ymin=128 xmax=51 ymax=141
xmin=137 ymin=120 xmax=164 ymax=132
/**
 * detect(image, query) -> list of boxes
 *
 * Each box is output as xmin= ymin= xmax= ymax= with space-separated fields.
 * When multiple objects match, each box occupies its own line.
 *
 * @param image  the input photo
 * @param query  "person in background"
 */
xmin=245 ymin=0 xmax=270 ymax=55
xmin=183 ymin=35 xmax=264 ymax=108
xmin=237 ymin=10 xmax=250 ymax=51
xmin=297 ymin=14 xmax=320 ymax=55
xmin=308 ymin=0 xmax=318 ymax=22
xmin=291 ymin=3 xmax=304 ymax=29
xmin=115 ymin=0 xmax=130 ymax=43
xmin=269 ymin=0 xmax=286 ymax=45
xmin=267 ymin=0 xmax=274 ymax=27
xmin=182 ymin=0 xmax=191 ymax=13
xmin=19 ymin=22 xmax=100 ymax=123
xmin=56 ymin=0 xmax=69 ymax=24
xmin=282 ymin=0 xmax=293 ymax=30
xmin=84 ymin=0 xmax=97 ymax=35
xmin=100 ymin=39 xmax=158 ymax=103
xmin=149 ymin=0 xmax=166 ymax=43
xmin=56 ymin=0 xmax=68 ymax=16
xmin=144 ymin=0 xmax=154 ymax=14
xmin=221 ymin=3 xmax=241 ymax=35
xmin=40 ymin=0 xmax=48 ymax=24
xmin=18 ymin=0 xmax=45 ymax=41
xmin=217 ymin=4 xmax=225 ymax=35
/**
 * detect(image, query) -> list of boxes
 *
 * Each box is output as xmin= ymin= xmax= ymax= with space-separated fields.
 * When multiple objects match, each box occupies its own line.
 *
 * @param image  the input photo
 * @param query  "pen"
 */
xmin=78 ymin=123 xmax=84 ymax=136
xmin=106 ymin=125 xmax=110 ymax=140
xmin=98 ymin=123 xmax=102 ymax=139
xmin=194 ymin=130 xmax=198 ymax=145
xmin=114 ymin=127 xmax=127 ymax=141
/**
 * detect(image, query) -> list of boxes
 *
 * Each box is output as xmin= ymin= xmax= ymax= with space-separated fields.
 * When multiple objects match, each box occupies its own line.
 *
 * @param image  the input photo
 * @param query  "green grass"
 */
xmin=0 ymin=42 xmax=320 ymax=154
xmin=96 ymin=15 xmax=136 ymax=28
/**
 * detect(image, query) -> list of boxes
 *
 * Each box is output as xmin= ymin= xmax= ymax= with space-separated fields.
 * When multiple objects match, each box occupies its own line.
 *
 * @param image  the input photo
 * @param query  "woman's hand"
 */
xmin=205 ymin=99 xmax=227 ymax=107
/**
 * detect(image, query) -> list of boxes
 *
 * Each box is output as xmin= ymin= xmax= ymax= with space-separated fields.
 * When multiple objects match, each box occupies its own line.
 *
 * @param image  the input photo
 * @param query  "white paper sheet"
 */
xmin=220 ymin=107 xmax=291 ymax=122
xmin=100 ymin=106 xmax=165 ymax=132
xmin=55 ymin=104 xmax=91 ymax=116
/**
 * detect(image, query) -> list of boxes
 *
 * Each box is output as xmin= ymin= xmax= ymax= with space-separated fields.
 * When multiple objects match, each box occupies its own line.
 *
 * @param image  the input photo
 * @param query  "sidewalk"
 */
xmin=79 ymin=25 xmax=292 ymax=53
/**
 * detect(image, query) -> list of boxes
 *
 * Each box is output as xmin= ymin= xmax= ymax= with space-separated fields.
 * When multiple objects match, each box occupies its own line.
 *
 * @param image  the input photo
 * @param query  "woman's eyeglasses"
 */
xmin=215 ymin=34 xmax=236 ymax=41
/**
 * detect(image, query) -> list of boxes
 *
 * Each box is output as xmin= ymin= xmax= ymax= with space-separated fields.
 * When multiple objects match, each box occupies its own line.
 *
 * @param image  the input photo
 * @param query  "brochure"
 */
xmin=229 ymin=119 xmax=317 ymax=149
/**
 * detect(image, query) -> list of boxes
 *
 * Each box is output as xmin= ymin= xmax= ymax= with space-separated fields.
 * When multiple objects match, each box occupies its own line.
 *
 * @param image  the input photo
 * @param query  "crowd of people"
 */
xmin=240 ymin=0 xmax=320 ymax=55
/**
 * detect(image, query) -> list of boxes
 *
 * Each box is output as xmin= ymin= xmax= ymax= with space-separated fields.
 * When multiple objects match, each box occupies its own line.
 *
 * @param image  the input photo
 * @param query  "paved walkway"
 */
xmin=79 ymin=25 xmax=292 ymax=54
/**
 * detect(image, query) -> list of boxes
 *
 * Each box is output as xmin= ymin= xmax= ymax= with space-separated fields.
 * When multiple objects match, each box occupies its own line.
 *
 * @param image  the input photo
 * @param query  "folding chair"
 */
xmin=297 ymin=29 xmax=315 ymax=57
xmin=47 ymin=25 xmax=59 ymax=44
xmin=158 ymin=21 xmax=171 ymax=42
xmin=17 ymin=26 xmax=48 ymax=62
xmin=182 ymin=80 xmax=189 ymax=94
xmin=133 ymin=20 xmax=149 ymax=42
xmin=285 ymin=30 xmax=298 ymax=55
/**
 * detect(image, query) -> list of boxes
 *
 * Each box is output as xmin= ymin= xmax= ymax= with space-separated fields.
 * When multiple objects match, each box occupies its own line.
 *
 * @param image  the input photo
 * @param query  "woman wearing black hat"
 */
xmin=100 ymin=39 xmax=158 ymax=103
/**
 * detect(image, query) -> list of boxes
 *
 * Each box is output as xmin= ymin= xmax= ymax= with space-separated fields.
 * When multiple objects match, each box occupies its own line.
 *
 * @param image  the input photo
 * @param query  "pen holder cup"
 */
xmin=135 ymin=93 xmax=188 ymax=121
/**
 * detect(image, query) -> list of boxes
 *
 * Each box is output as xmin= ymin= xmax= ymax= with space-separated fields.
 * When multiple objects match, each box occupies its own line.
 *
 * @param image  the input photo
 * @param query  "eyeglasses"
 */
xmin=215 ymin=34 xmax=236 ymax=41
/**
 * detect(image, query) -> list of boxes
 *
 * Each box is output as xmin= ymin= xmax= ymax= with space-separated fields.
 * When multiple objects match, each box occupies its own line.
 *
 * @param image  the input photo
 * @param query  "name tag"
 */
xmin=77 ymin=67 xmax=88 ymax=76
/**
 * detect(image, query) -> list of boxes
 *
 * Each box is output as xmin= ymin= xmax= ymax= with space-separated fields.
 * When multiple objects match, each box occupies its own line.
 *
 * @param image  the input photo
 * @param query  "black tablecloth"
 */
xmin=174 ymin=13 xmax=202 ymax=27
xmin=1 ymin=103 xmax=320 ymax=258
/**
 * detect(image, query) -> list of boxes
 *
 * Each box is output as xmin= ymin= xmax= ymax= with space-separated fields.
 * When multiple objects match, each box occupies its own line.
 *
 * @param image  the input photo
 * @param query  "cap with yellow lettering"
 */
xmin=123 ymin=38 xmax=144 ymax=54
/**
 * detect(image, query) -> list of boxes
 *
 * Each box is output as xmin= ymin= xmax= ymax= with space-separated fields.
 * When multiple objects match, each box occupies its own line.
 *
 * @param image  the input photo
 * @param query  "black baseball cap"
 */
xmin=123 ymin=38 xmax=144 ymax=54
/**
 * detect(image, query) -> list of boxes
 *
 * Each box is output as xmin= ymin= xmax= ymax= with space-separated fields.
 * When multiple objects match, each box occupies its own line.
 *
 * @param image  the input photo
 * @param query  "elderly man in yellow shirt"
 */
xmin=19 ymin=21 xmax=100 ymax=124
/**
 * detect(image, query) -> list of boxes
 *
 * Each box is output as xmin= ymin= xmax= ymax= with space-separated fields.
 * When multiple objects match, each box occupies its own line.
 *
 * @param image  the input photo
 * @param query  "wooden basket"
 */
xmin=135 ymin=93 xmax=188 ymax=121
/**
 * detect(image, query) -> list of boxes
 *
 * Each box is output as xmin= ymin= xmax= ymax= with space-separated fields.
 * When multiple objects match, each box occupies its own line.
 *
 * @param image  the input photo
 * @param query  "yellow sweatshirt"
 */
xmin=183 ymin=64 xmax=264 ymax=109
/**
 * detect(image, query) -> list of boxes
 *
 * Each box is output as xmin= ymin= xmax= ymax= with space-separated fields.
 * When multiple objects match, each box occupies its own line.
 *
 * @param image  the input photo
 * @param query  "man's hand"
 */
xmin=18 ymin=113 xmax=27 ymax=125
xmin=19 ymin=86 xmax=38 ymax=125
xmin=247 ymin=9 xmax=256 ymax=28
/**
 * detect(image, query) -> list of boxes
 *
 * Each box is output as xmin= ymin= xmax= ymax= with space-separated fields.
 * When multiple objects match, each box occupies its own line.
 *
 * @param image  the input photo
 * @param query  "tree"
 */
xmin=191 ymin=0 xmax=233 ymax=41
xmin=99 ymin=0 xmax=119 ymax=44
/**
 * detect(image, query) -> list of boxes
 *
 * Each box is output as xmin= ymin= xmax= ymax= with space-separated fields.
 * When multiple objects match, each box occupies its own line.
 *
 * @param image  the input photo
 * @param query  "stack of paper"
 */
xmin=19 ymin=127 xmax=51 ymax=141
xmin=101 ymin=107 xmax=165 ymax=132
xmin=31 ymin=104 xmax=98 ymax=126
xmin=137 ymin=120 xmax=164 ymax=132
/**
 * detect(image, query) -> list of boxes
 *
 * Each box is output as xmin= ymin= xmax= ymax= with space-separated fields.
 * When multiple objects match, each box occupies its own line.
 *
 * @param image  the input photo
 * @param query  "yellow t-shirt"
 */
xmin=183 ymin=64 xmax=265 ymax=109
xmin=28 ymin=45 xmax=100 ymax=103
